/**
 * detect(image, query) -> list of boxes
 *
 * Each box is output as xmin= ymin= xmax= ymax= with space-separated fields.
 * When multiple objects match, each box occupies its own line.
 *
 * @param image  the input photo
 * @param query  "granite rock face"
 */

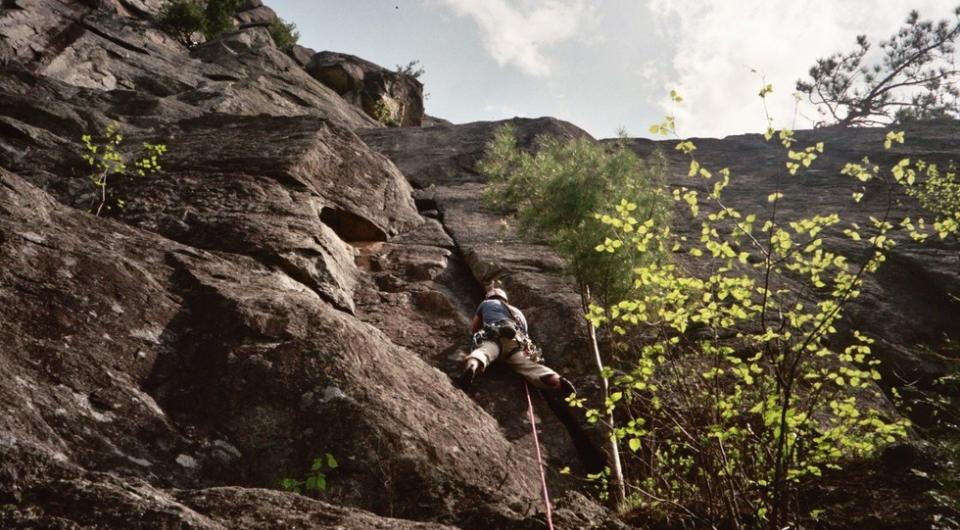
xmin=0 ymin=163 xmax=543 ymax=526
xmin=307 ymin=51 xmax=425 ymax=127
xmin=0 ymin=0 xmax=957 ymax=528
xmin=0 ymin=2 xmax=374 ymax=128
xmin=0 ymin=2 xmax=620 ymax=528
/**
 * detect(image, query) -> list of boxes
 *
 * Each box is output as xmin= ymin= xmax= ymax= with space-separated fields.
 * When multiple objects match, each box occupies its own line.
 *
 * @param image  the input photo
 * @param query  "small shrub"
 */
xmin=279 ymin=453 xmax=338 ymax=495
xmin=157 ymin=0 xmax=242 ymax=46
xmin=81 ymin=122 xmax=166 ymax=217
xmin=373 ymin=98 xmax=401 ymax=127
xmin=203 ymin=0 xmax=242 ymax=39
xmin=268 ymin=17 xmax=300 ymax=53
xmin=157 ymin=0 xmax=206 ymax=47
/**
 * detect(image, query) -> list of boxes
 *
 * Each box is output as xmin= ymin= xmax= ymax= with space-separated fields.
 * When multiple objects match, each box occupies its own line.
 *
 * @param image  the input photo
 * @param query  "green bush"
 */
xmin=279 ymin=453 xmax=338 ymax=496
xmin=482 ymin=87 xmax=960 ymax=525
xmin=372 ymin=98 xmax=401 ymax=127
xmin=158 ymin=0 xmax=301 ymax=54
xmin=157 ymin=0 xmax=206 ymax=47
xmin=479 ymin=125 xmax=670 ymax=310
xmin=268 ymin=17 xmax=300 ymax=53
xmin=203 ymin=0 xmax=242 ymax=39
xmin=157 ymin=0 xmax=243 ymax=46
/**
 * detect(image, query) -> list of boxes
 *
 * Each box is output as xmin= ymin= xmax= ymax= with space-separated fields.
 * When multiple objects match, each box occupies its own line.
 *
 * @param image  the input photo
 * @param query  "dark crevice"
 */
xmin=414 ymin=195 xmax=438 ymax=212
xmin=203 ymin=73 xmax=243 ymax=82
xmin=320 ymin=207 xmax=386 ymax=243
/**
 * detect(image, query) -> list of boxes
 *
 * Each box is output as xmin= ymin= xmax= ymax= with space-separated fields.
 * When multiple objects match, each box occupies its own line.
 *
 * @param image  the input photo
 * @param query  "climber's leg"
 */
xmin=465 ymin=340 xmax=500 ymax=370
xmin=460 ymin=340 xmax=500 ymax=387
xmin=504 ymin=348 xmax=562 ymax=389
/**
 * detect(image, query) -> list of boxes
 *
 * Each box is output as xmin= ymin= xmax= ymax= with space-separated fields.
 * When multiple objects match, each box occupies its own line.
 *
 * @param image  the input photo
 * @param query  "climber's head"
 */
xmin=485 ymin=287 xmax=508 ymax=302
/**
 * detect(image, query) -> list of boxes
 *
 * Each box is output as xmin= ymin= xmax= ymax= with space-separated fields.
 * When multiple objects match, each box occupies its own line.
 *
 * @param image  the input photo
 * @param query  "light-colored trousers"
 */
xmin=466 ymin=338 xmax=559 ymax=388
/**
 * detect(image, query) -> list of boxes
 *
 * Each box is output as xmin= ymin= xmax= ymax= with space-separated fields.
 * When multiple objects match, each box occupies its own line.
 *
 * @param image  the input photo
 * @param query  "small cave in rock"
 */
xmin=414 ymin=196 xmax=437 ymax=211
xmin=320 ymin=206 xmax=387 ymax=242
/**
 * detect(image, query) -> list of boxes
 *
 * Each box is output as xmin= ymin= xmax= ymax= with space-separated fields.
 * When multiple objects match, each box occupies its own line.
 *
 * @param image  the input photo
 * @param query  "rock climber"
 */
xmin=458 ymin=286 xmax=607 ymax=473
xmin=459 ymin=287 xmax=567 ymax=391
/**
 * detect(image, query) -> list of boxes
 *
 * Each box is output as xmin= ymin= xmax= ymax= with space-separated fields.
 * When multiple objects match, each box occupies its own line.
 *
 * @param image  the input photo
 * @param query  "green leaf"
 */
xmin=326 ymin=453 xmax=338 ymax=469
xmin=628 ymin=438 xmax=641 ymax=452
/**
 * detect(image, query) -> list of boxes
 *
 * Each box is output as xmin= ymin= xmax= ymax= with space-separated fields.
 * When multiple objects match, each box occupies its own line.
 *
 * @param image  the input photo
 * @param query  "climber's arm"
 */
xmin=471 ymin=314 xmax=482 ymax=334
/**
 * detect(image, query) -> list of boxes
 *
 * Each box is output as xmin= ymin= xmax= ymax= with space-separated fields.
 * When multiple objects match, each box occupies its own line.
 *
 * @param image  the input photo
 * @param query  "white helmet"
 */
xmin=485 ymin=287 xmax=508 ymax=301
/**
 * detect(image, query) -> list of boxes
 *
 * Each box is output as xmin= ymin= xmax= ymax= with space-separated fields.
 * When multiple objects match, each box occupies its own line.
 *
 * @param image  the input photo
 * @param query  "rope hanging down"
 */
xmin=524 ymin=382 xmax=555 ymax=530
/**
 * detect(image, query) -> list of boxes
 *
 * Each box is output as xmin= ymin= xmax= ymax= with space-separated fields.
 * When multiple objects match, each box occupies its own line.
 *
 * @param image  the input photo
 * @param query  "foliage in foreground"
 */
xmin=576 ymin=89 xmax=959 ymax=528
xmin=480 ymin=89 xmax=959 ymax=526
xmin=907 ymin=161 xmax=960 ymax=241
xmin=797 ymin=5 xmax=960 ymax=127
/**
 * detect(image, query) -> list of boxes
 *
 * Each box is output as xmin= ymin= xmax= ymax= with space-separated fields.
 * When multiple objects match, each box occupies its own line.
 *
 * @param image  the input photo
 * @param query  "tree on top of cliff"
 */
xmin=796 ymin=5 xmax=960 ymax=127
xmin=268 ymin=18 xmax=300 ymax=53
xmin=157 ymin=0 xmax=206 ymax=47
xmin=157 ymin=0 xmax=242 ymax=47
xmin=203 ymin=0 xmax=243 ymax=38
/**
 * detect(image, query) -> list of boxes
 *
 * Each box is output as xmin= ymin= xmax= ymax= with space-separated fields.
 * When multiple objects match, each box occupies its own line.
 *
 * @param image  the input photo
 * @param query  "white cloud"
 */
xmin=433 ymin=0 xmax=595 ymax=77
xmin=649 ymin=0 xmax=957 ymax=137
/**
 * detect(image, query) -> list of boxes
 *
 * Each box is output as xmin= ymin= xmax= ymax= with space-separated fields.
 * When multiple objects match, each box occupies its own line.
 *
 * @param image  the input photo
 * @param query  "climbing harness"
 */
xmin=524 ymin=381 xmax=555 ymax=530
xmin=494 ymin=298 xmax=542 ymax=361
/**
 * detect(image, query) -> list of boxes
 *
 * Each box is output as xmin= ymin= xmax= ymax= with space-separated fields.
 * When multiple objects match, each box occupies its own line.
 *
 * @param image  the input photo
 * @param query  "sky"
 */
xmin=269 ymin=1 xmax=958 ymax=139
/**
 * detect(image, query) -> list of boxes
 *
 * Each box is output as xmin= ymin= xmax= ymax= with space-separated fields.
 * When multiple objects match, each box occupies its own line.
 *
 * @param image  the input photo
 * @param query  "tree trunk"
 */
xmin=583 ymin=285 xmax=626 ymax=506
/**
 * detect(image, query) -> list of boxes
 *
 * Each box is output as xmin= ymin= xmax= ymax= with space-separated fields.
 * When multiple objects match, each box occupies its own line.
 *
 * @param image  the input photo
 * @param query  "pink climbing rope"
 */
xmin=524 ymin=382 xmax=555 ymax=530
